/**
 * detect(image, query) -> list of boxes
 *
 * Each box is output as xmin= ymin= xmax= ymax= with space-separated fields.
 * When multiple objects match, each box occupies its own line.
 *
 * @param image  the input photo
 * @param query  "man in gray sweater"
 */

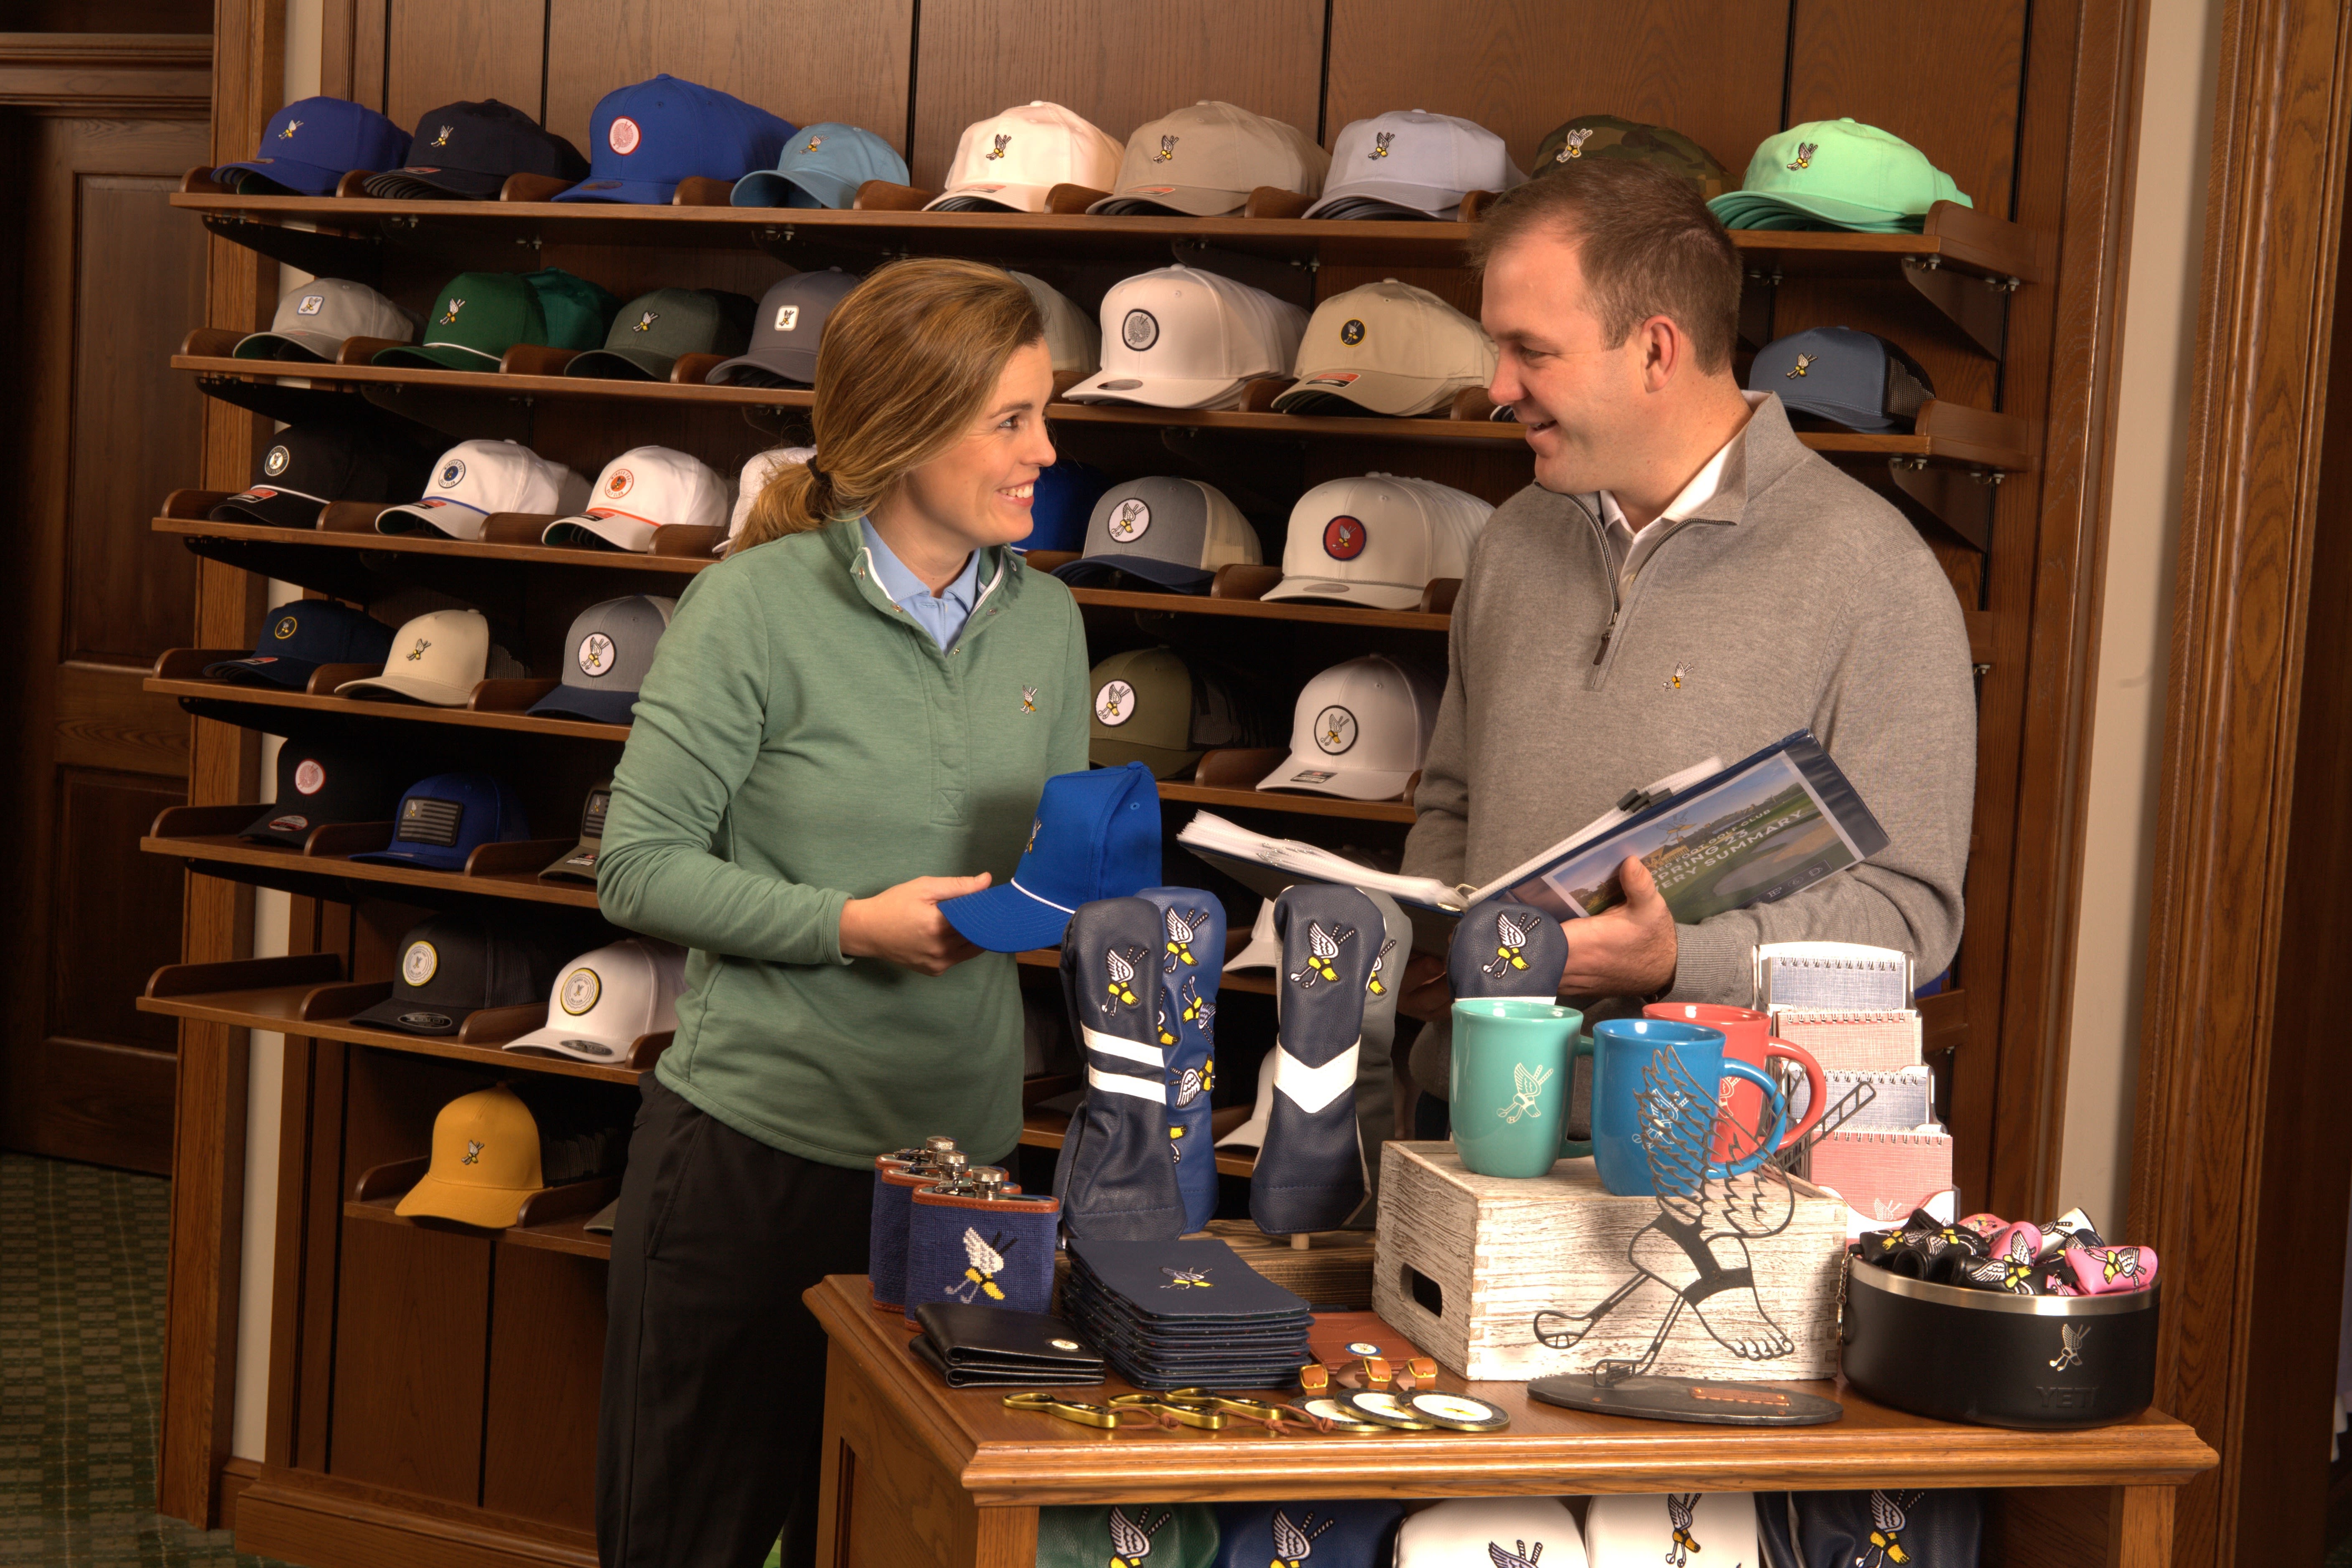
xmin=1396 ymin=160 xmax=1975 ymax=1084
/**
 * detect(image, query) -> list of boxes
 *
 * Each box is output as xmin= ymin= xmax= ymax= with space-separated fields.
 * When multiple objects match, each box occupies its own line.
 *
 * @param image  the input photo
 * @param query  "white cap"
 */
xmin=380 ymin=440 xmax=589 ymax=540
xmin=336 ymin=607 xmax=526 ymax=707
xmin=925 ymin=101 xmax=1123 ymax=213
xmin=1214 ymin=1043 xmax=1279 ymax=1151
xmin=1265 ymin=474 xmax=1493 ymax=608
xmin=1303 ymin=110 xmax=1525 ymax=219
xmin=724 ymin=445 xmax=814 ymax=552
xmin=235 ymin=277 xmax=416 ymax=360
xmin=543 ymin=446 xmax=729 ymax=552
xmin=1582 ymin=1495 xmax=1755 ymax=1568
xmin=1064 ymin=266 xmax=1307 ymax=410
xmin=504 ymin=938 xmax=689 ymax=1063
xmin=1257 ymin=653 xmax=1443 ymax=800
xmin=1009 ymin=270 xmax=1100 ymax=378
xmin=1224 ymin=895 xmax=1286 ymax=973
xmin=1394 ymin=1499 xmax=1587 ymax=1568
xmin=1273 ymin=280 xmax=1498 ymax=417
xmin=1089 ymin=101 xmax=1329 ymax=216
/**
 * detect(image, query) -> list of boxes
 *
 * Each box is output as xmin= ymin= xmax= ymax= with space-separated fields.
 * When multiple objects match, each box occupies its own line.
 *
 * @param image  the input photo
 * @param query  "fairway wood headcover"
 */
xmin=1054 ymin=896 xmax=1187 ymax=1240
xmin=1252 ymin=885 xmax=1381 ymax=1235
xmin=1134 ymin=887 xmax=1225 ymax=1234
xmin=1345 ymin=888 xmax=1410 ymax=1226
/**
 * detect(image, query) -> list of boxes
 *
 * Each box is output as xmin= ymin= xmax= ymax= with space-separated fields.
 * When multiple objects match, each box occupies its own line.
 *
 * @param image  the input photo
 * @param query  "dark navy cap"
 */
xmin=216 ymin=96 xmax=411 ymax=196
xmin=554 ymin=76 xmax=795 ymax=205
xmin=348 ymin=772 xmax=529 ymax=873
xmin=207 ymin=418 xmax=435 ymax=530
xmin=204 ymin=599 xmax=394 ymax=689
xmin=939 ymin=762 xmax=1162 ymax=952
xmin=1749 ymin=325 xmax=1935 ymax=432
xmin=364 ymin=99 xmax=588 ymax=200
xmin=237 ymin=739 xmax=404 ymax=848
xmin=1213 ymin=1502 xmax=1404 ymax=1568
xmin=1013 ymin=459 xmax=1112 ymax=553
xmin=709 ymin=270 xmax=862 ymax=387
xmin=350 ymin=913 xmax=565 ymax=1037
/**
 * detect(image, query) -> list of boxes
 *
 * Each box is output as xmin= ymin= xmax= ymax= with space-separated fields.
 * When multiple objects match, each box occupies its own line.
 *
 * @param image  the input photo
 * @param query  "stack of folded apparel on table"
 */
xmin=1060 ymin=1236 xmax=1312 ymax=1390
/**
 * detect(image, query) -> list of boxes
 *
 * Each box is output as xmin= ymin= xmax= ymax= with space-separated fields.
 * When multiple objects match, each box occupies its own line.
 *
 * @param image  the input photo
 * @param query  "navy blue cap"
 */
xmin=364 ymin=99 xmax=588 ymax=200
xmin=1749 ymin=325 xmax=1935 ymax=432
xmin=733 ymin=123 xmax=908 ymax=209
xmin=204 ymin=599 xmax=393 ymax=690
xmin=1213 ymin=1502 xmax=1404 ymax=1568
xmin=939 ymin=762 xmax=1161 ymax=952
xmin=554 ymin=76 xmax=794 ymax=205
xmin=216 ymin=96 xmax=411 ymax=196
xmin=1013 ymin=459 xmax=1112 ymax=553
xmin=348 ymin=773 xmax=529 ymax=872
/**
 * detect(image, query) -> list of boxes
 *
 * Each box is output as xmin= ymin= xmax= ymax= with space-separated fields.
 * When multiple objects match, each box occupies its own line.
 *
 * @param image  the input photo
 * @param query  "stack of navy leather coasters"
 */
xmin=1061 ymin=1237 xmax=1313 ymax=1389
xmin=903 ymin=1166 xmax=1055 ymax=1326
xmin=868 ymin=1136 xmax=960 ymax=1312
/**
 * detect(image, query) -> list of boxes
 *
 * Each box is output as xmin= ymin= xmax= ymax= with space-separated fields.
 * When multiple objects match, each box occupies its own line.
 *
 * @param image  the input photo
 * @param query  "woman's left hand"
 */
xmin=839 ymin=872 xmax=993 ymax=975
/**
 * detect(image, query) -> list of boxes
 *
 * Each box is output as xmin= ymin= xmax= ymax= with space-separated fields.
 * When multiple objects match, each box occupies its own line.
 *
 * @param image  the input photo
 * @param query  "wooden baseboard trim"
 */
xmin=235 ymin=1478 xmax=596 ymax=1568
xmin=219 ymin=1456 xmax=260 ymax=1533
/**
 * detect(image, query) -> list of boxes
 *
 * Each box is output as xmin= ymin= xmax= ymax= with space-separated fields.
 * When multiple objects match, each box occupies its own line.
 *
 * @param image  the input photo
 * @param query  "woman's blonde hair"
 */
xmin=737 ymin=258 xmax=1046 ymax=549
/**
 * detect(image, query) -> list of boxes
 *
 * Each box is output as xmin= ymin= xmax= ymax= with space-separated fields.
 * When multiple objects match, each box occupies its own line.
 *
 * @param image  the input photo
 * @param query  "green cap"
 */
xmin=1532 ymin=115 xmax=1730 ymax=202
xmin=1089 ymin=646 xmax=1261 ymax=779
xmin=565 ymin=288 xmax=755 ymax=381
xmin=524 ymin=268 xmax=621 ymax=352
xmin=1708 ymin=118 xmax=1970 ymax=234
xmin=1036 ymin=1505 xmax=1216 ymax=1568
xmin=373 ymin=272 xmax=545 ymax=371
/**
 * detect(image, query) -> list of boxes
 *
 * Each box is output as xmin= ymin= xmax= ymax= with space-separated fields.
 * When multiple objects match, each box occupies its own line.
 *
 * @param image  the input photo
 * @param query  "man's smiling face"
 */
xmin=1481 ymin=226 xmax=1653 ymax=496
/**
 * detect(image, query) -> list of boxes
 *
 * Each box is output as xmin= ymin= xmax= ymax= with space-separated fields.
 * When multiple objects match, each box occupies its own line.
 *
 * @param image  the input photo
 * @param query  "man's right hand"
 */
xmin=1396 ymin=951 xmax=1454 ymax=1024
xmin=840 ymin=873 xmax=991 ymax=975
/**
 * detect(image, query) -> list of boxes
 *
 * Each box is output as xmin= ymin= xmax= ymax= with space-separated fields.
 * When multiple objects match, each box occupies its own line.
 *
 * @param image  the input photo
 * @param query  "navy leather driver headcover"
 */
xmin=1251 ymin=884 xmax=1380 ymax=1236
xmin=1449 ymin=898 xmax=1568 ymax=1000
xmin=1133 ymin=887 xmax=1225 ymax=1235
xmin=1054 ymin=896 xmax=1187 ymax=1241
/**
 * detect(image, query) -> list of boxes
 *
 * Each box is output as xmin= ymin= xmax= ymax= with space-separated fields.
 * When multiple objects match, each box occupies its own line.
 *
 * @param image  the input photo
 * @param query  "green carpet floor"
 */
xmin=0 ymin=1152 xmax=300 ymax=1567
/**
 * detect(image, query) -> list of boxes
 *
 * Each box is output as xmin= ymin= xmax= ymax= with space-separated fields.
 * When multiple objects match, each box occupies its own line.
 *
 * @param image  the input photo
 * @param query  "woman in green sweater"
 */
xmin=593 ymin=258 xmax=1089 ymax=1568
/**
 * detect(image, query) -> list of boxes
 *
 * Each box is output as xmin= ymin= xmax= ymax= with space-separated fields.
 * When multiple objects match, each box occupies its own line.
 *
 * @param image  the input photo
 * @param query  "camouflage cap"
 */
xmin=1532 ymin=115 xmax=1731 ymax=202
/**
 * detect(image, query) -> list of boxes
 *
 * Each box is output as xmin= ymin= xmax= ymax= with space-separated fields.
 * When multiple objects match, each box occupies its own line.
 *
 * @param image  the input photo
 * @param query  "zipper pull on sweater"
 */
xmin=1593 ymin=608 xmax=1618 ymax=666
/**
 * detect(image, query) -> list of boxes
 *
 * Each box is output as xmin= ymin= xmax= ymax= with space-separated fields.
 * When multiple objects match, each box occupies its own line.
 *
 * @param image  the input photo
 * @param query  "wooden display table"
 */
xmin=807 ymin=1275 xmax=2214 ymax=1568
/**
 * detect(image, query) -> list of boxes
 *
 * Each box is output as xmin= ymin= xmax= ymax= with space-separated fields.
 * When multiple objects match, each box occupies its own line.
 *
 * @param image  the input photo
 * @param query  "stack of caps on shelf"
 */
xmin=214 ymin=95 xmax=410 ymax=195
xmin=237 ymin=738 xmax=402 ymax=848
xmin=1749 ymin=326 xmax=1935 ymax=432
xmin=1089 ymin=101 xmax=1327 ymax=216
xmin=378 ymin=440 xmax=589 ymax=540
xmin=204 ymin=599 xmax=392 ymax=690
xmin=505 ymin=937 xmax=688 ymax=1064
xmin=352 ymin=911 xmax=560 ymax=1036
xmin=1058 ymin=1237 xmax=1312 ymax=1390
xmin=554 ymin=75 xmax=794 ymax=204
xmin=926 ymin=102 xmax=1123 ymax=212
xmin=336 ymin=608 xmax=527 ymax=706
xmin=568 ymin=287 xmax=756 ymax=380
xmin=1259 ymin=653 xmax=1443 ymax=801
xmin=528 ymin=595 xmax=677 ymax=723
xmin=711 ymin=270 xmax=862 ymax=387
xmin=364 ymin=98 xmax=588 ymax=199
xmin=1533 ymin=114 xmax=1731 ymax=201
xmin=1306 ymin=110 xmax=1523 ymax=220
xmin=1086 ymin=647 xmax=1269 ymax=778
xmin=1051 ymin=476 xmax=1260 ymax=593
xmin=1065 ymin=266 xmax=1306 ymax=410
xmin=348 ymin=773 xmax=531 ymax=873
xmin=1014 ymin=272 xmax=1100 ymax=379
xmin=374 ymin=268 xmax=619 ymax=370
xmin=541 ymin=777 xmax=612 ymax=882
xmin=234 ymin=278 xmax=416 ymax=363
xmin=207 ymin=417 xmax=435 ymax=529
xmin=1274 ymin=281 xmax=1496 ymax=417
xmin=545 ymin=447 xmax=729 ymax=551
xmin=1708 ymin=118 xmax=1969 ymax=234
xmin=1266 ymin=474 xmax=1492 ymax=607
xmin=733 ymin=123 xmax=907 ymax=208
xmin=394 ymin=1079 xmax=632 ymax=1229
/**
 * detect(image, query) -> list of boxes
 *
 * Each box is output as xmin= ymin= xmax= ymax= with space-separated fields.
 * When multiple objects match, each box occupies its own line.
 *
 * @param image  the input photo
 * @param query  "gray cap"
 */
xmin=526 ymin=597 xmax=677 ymax=724
xmin=710 ymin=269 xmax=862 ymax=387
xmin=1747 ymin=325 xmax=1934 ymax=432
xmin=1049 ymin=476 xmax=1262 ymax=594
xmin=233 ymin=277 xmax=418 ymax=363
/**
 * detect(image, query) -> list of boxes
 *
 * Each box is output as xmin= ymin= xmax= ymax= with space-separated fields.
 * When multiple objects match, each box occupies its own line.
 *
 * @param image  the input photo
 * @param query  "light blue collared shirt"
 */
xmin=858 ymin=517 xmax=982 ymax=652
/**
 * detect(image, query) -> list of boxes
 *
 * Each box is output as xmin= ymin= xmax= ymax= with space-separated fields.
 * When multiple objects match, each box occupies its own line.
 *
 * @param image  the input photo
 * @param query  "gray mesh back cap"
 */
xmin=1748 ymin=325 xmax=1933 ymax=431
xmin=1052 ymin=477 xmax=1217 ymax=590
xmin=710 ymin=268 xmax=862 ymax=385
xmin=527 ymin=596 xmax=677 ymax=724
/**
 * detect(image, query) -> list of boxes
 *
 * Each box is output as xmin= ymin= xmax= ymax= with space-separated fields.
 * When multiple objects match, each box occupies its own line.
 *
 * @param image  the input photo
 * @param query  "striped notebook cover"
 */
xmin=1788 ymin=1067 xmax=1936 ymax=1132
xmin=1802 ymin=1128 xmax=1954 ymax=1223
xmin=1768 ymin=1009 xmax=1922 ymax=1072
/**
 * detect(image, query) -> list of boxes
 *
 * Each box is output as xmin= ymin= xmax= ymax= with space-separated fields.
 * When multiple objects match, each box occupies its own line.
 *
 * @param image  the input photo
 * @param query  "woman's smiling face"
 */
xmin=892 ymin=339 xmax=1058 ymax=550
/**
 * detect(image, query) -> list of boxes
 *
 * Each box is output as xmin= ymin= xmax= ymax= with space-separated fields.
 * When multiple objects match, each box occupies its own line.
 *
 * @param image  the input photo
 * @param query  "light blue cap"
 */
xmin=733 ymin=123 xmax=909 ymax=209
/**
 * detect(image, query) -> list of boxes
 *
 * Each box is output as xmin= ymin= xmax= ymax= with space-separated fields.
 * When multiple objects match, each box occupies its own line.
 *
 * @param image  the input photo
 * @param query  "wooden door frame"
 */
xmin=2132 ymin=0 xmax=2352 ymax=1563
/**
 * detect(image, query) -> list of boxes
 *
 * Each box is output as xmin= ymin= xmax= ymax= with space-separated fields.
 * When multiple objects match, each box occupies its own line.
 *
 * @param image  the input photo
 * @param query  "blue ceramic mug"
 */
xmin=1588 ymin=1017 xmax=1788 ymax=1197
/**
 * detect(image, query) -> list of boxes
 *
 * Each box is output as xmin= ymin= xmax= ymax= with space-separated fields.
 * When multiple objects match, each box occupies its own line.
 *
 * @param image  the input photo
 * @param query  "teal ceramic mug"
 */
xmin=1450 ymin=998 xmax=1588 ymax=1178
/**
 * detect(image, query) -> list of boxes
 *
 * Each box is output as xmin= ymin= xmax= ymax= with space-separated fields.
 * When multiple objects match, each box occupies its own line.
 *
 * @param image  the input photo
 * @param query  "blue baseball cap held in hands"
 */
xmin=940 ymin=762 xmax=1162 ymax=952
xmin=216 ymin=96 xmax=412 ymax=196
xmin=555 ymin=76 xmax=795 ymax=205
xmin=733 ymin=122 xmax=909 ymax=209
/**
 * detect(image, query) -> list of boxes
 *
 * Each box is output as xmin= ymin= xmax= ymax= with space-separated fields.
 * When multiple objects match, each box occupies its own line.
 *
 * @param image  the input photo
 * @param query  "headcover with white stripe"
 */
xmin=1133 ymin=886 xmax=1225 ymax=1235
xmin=1052 ymin=896 xmax=1187 ymax=1241
xmin=1251 ymin=884 xmax=1380 ymax=1235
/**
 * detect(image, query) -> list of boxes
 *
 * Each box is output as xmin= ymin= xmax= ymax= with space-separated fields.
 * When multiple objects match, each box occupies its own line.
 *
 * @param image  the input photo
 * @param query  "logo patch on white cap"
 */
xmin=773 ymin=304 xmax=800 ymax=332
xmin=297 ymin=294 xmax=325 ymax=316
xmin=1323 ymin=515 xmax=1367 ymax=560
xmin=1120 ymin=309 xmax=1159 ymax=351
xmin=1105 ymin=498 xmax=1151 ymax=542
xmin=560 ymin=967 xmax=601 ymax=1016
xmin=293 ymin=759 xmax=325 ymax=795
xmin=1339 ymin=318 xmax=1367 ymax=346
xmin=263 ymin=445 xmax=290 ymax=477
xmin=401 ymin=940 xmax=439 ymax=988
xmin=605 ymin=468 xmax=634 ymax=499
xmin=578 ymin=632 xmax=615 ymax=677
xmin=438 ymin=458 xmax=466 ymax=489
xmin=1094 ymin=680 xmax=1135 ymax=726
xmin=1314 ymin=705 xmax=1358 ymax=755
xmin=608 ymin=115 xmax=641 ymax=155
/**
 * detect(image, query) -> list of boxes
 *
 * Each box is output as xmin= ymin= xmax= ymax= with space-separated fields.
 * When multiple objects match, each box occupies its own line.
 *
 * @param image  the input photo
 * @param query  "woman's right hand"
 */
xmin=839 ymin=873 xmax=993 ymax=975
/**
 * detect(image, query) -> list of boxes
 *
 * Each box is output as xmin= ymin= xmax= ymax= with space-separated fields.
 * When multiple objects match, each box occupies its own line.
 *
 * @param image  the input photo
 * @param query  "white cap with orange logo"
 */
xmin=543 ymin=445 xmax=729 ymax=552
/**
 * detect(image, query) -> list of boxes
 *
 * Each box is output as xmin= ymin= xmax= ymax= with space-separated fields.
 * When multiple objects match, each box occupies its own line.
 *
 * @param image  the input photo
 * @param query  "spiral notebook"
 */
xmin=1802 ymin=1128 xmax=1953 ymax=1223
xmin=1787 ymin=1067 xmax=1936 ymax=1132
xmin=1754 ymin=942 xmax=1913 ymax=1012
xmin=1767 ymin=1010 xmax=1922 ymax=1072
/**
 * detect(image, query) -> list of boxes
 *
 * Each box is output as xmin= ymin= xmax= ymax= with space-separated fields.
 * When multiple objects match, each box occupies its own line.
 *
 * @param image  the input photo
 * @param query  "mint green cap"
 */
xmin=1707 ymin=118 xmax=1969 ymax=234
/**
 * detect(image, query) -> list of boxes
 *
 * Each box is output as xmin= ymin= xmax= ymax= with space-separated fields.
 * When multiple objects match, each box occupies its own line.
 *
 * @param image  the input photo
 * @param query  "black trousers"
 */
xmin=598 ymin=1077 xmax=874 ymax=1568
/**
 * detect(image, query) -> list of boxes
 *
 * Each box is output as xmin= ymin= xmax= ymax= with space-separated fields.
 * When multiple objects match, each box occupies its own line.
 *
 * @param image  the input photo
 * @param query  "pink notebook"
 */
xmin=1803 ymin=1128 xmax=1953 ymax=1222
xmin=1768 ymin=1009 xmax=1922 ymax=1072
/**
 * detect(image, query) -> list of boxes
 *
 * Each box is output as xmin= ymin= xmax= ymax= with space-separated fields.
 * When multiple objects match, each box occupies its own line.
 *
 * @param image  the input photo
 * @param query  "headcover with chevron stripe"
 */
xmin=1251 ymin=884 xmax=1380 ymax=1235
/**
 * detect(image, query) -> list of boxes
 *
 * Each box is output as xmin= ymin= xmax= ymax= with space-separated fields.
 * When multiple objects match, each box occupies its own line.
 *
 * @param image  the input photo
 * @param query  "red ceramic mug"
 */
xmin=1642 ymin=1001 xmax=1827 ymax=1162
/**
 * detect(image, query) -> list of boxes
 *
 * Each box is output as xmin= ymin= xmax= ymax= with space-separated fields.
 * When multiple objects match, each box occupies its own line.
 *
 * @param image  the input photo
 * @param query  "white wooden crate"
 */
xmin=1371 ymin=1141 xmax=1849 ymax=1382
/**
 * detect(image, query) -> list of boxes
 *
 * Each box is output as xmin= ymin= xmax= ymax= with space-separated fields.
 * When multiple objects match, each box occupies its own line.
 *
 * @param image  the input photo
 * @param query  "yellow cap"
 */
xmin=395 ymin=1084 xmax=544 ymax=1228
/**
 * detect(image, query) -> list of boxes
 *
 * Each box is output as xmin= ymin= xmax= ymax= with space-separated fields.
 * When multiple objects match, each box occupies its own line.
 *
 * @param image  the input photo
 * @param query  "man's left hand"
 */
xmin=1558 ymin=855 xmax=1678 ymax=998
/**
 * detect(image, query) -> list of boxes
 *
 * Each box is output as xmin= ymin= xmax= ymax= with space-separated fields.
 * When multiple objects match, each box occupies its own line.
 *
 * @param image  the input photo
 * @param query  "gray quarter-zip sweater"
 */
xmin=1401 ymin=393 xmax=1973 ymax=1092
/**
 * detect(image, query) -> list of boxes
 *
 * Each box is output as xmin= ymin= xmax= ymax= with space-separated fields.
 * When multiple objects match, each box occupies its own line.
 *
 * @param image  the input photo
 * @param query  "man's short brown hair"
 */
xmin=1471 ymin=160 xmax=1743 ymax=374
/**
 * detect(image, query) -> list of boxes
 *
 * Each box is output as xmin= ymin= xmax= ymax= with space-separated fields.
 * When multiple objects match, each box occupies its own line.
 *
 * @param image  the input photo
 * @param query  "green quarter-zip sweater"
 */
xmin=597 ymin=517 xmax=1090 ymax=1167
